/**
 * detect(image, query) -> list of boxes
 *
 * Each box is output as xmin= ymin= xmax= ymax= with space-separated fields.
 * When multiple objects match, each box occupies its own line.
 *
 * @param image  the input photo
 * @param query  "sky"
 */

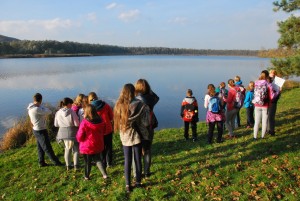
xmin=0 ymin=0 xmax=295 ymax=50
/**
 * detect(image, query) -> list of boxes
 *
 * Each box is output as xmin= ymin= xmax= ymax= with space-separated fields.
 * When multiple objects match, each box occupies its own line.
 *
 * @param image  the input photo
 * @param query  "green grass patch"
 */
xmin=1 ymin=88 xmax=300 ymax=200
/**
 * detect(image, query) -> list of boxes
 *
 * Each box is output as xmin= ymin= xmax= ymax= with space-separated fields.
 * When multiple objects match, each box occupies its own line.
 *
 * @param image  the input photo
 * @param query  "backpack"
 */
xmin=234 ymin=87 xmax=245 ymax=108
xmin=208 ymin=95 xmax=221 ymax=114
xmin=183 ymin=103 xmax=196 ymax=122
xmin=252 ymin=82 xmax=268 ymax=106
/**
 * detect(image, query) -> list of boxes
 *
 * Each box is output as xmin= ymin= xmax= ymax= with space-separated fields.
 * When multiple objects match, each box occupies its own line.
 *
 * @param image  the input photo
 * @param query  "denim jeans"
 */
xmin=33 ymin=129 xmax=61 ymax=165
xmin=254 ymin=107 xmax=268 ymax=138
xmin=246 ymin=107 xmax=255 ymax=127
xmin=123 ymin=143 xmax=142 ymax=186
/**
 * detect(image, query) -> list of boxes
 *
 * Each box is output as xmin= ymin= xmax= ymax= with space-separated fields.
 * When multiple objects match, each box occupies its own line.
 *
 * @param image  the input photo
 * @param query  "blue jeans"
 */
xmin=33 ymin=129 xmax=61 ymax=165
xmin=123 ymin=143 xmax=142 ymax=186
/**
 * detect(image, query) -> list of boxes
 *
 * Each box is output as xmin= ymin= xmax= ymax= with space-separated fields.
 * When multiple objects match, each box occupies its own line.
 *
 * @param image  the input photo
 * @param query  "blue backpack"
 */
xmin=208 ymin=95 xmax=221 ymax=114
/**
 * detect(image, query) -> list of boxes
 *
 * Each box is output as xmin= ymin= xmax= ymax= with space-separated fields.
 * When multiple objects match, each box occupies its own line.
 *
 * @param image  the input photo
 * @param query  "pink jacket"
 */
xmin=76 ymin=119 xmax=106 ymax=154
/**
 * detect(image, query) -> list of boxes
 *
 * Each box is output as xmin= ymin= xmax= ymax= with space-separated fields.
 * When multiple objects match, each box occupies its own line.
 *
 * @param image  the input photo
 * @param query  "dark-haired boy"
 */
xmin=27 ymin=93 xmax=63 ymax=167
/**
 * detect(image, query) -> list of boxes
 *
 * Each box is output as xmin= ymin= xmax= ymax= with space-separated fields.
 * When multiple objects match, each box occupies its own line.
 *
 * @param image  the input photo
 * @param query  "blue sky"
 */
xmin=0 ymin=0 xmax=294 ymax=50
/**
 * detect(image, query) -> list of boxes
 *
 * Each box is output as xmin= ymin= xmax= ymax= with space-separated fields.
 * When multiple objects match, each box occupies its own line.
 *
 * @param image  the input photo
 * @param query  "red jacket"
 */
xmin=76 ymin=119 xmax=106 ymax=154
xmin=91 ymin=100 xmax=114 ymax=135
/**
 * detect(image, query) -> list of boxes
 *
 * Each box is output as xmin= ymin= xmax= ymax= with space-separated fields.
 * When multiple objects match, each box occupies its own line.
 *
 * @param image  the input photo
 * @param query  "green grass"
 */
xmin=1 ymin=88 xmax=300 ymax=201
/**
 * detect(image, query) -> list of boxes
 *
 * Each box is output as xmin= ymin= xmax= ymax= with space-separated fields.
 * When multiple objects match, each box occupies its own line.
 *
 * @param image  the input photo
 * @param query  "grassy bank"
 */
xmin=1 ymin=88 xmax=300 ymax=200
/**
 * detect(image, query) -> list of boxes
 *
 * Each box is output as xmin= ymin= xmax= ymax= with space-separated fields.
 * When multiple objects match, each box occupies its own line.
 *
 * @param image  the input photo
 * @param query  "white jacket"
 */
xmin=27 ymin=103 xmax=52 ymax=131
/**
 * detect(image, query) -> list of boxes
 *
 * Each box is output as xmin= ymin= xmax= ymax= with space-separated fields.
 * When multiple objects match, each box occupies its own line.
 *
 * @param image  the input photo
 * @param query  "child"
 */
xmin=204 ymin=84 xmax=224 ymax=144
xmin=234 ymin=75 xmax=246 ymax=127
xmin=54 ymin=97 xmax=80 ymax=171
xmin=71 ymin=93 xmax=85 ymax=116
xmin=27 ymin=93 xmax=63 ymax=167
xmin=114 ymin=83 xmax=150 ymax=193
xmin=244 ymin=81 xmax=255 ymax=128
xmin=88 ymin=92 xmax=114 ymax=168
xmin=180 ymin=89 xmax=199 ymax=142
xmin=76 ymin=104 xmax=108 ymax=180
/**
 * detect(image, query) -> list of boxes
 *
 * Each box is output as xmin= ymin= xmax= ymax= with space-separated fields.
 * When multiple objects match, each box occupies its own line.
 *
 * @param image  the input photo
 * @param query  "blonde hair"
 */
xmin=259 ymin=73 xmax=267 ymax=80
xmin=135 ymin=79 xmax=150 ymax=95
xmin=234 ymin=76 xmax=241 ymax=82
xmin=88 ymin=92 xmax=98 ymax=104
xmin=73 ymin=94 xmax=85 ymax=106
xmin=114 ymin=84 xmax=135 ymax=132
xmin=81 ymin=96 xmax=88 ymax=109
xmin=269 ymin=69 xmax=277 ymax=76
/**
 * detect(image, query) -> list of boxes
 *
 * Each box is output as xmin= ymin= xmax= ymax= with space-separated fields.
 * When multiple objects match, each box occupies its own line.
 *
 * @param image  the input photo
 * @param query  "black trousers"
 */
xmin=102 ymin=132 xmax=113 ymax=167
xmin=184 ymin=121 xmax=197 ymax=139
xmin=33 ymin=129 xmax=61 ymax=165
xmin=207 ymin=121 xmax=223 ymax=143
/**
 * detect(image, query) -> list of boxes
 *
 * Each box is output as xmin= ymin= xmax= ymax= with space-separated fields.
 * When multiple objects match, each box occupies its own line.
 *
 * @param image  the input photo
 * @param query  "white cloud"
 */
xmin=106 ymin=2 xmax=117 ymax=10
xmin=0 ymin=18 xmax=78 ymax=35
xmin=86 ymin=12 xmax=97 ymax=22
xmin=118 ymin=9 xmax=140 ymax=22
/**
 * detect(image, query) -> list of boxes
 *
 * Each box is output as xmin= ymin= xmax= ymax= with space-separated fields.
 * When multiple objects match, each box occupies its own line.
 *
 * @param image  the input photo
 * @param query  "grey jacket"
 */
xmin=119 ymin=99 xmax=150 ymax=146
xmin=54 ymin=108 xmax=79 ymax=140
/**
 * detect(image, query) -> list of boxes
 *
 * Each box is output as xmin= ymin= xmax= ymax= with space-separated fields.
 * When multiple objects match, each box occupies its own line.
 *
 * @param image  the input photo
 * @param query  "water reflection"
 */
xmin=0 ymin=56 xmax=270 ymax=136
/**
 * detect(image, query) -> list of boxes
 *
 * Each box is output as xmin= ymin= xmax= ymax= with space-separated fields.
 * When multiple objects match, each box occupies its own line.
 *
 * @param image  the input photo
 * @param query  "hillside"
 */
xmin=0 ymin=88 xmax=299 ymax=200
xmin=0 ymin=34 xmax=20 ymax=42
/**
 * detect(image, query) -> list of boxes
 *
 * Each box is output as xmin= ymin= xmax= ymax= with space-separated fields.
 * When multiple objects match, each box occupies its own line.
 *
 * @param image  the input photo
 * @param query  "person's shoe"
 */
xmin=125 ymin=185 xmax=131 ymax=193
xmin=253 ymin=138 xmax=257 ymax=141
xmin=144 ymin=173 xmax=151 ymax=178
xmin=54 ymin=161 xmax=64 ymax=166
xmin=84 ymin=177 xmax=90 ymax=181
xmin=192 ymin=138 xmax=197 ymax=142
xmin=135 ymin=183 xmax=142 ymax=188
xmin=39 ymin=162 xmax=49 ymax=167
xmin=66 ymin=166 xmax=72 ymax=171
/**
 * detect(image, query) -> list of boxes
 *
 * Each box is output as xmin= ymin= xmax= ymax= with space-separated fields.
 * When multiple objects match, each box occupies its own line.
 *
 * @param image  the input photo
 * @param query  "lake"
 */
xmin=0 ymin=55 xmax=270 ymax=137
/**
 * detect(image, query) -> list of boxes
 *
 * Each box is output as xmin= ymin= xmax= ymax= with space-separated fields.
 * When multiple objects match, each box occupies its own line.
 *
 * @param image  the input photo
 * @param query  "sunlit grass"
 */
xmin=0 ymin=88 xmax=299 ymax=200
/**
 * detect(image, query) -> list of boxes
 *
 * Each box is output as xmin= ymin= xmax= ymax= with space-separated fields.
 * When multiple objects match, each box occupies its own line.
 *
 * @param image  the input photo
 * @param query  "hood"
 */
xmin=83 ymin=119 xmax=103 ymax=129
xmin=91 ymin=100 xmax=105 ymax=111
xmin=27 ymin=103 xmax=36 ymax=110
xmin=59 ymin=107 xmax=72 ymax=117
xmin=128 ymin=99 xmax=145 ymax=123
xmin=235 ymin=81 xmax=243 ymax=86
xmin=183 ymin=96 xmax=196 ymax=104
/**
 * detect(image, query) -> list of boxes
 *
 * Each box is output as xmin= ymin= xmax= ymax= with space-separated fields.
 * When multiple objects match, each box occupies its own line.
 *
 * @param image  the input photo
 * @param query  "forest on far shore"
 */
xmin=0 ymin=39 xmax=258 ymax=57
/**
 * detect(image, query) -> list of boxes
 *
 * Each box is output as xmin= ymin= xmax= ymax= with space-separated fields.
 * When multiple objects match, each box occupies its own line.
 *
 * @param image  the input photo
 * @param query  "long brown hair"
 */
xmin=84 ymin=104 xmax=100 ymax=122
xmin=114 ymin=83 xmax=135 ymax=132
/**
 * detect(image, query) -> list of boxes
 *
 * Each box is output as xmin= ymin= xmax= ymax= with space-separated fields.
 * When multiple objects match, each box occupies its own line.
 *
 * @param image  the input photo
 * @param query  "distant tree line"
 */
xmin=0 ymin=40 xmax=258 ymax=57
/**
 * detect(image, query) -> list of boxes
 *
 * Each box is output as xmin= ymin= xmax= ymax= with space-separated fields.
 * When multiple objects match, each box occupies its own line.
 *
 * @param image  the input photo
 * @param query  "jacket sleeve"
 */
xmin=76 ymin=122 xmax=86 ymax=142
xmin=54 ymin=112 xmax=59 ymax=127
xmin=71 ymin=110 xmax=80 ymax=127
xmin=37 ymin=105 xmax=52 ymax=115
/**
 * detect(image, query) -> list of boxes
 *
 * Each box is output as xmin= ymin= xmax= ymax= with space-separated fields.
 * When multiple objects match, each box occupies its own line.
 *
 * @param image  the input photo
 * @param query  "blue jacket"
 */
xmin=243 ymin=90 xmax=254 ymax=108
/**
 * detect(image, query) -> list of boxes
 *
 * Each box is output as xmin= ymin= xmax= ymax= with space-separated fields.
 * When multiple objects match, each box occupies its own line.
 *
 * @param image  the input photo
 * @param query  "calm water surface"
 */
xmin=0 ymin=55 xmax=270 ymax=137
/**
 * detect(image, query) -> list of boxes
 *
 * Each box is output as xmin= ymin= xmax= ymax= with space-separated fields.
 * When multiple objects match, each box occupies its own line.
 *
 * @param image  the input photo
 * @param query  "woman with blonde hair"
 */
xmin=72 ymin=93 xmax=85 ymax=115
xmin=114 ymin=83 xmax=150 ymax=193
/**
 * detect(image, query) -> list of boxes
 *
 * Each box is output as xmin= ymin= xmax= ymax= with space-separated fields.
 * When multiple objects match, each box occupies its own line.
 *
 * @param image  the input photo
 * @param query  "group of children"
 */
xmin=27 ymin=79 xmax=159 ymax=193
xmin=181 ymin=69 xmax=281 ymax=143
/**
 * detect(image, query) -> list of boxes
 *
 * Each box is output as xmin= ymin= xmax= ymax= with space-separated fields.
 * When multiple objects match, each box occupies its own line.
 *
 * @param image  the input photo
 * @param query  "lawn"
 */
xmin=0 ymin=88 xmax=299 ymax=201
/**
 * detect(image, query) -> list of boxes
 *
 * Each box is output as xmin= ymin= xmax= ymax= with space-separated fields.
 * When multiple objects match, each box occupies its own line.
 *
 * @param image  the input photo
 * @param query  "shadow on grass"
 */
xmin=149 ymin=108 xmax=300 ymax=184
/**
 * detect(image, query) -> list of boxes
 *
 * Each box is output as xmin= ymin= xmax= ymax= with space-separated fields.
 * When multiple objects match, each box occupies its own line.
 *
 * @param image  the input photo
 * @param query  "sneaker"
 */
xmin=125 ymin=185 xmax=131 ymax=193
xmin=39 ymin=162 xmax=49 ymax=167
xmin=84 ymin=177 xmax=90 ymax=181
xmin=192 ymin=138 xmax=197 ymax=142
xmin=54 ymin=161 xmax=64 ymax=166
